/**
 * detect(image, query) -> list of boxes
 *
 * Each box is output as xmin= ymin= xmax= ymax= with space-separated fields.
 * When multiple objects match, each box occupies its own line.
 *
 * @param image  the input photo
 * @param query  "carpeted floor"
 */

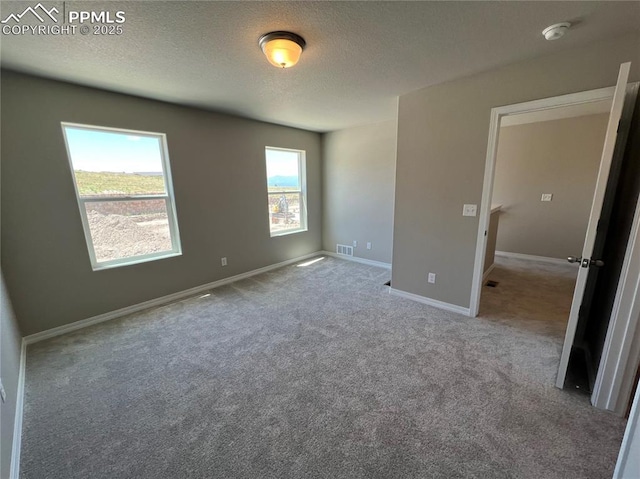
xmin=480 ymin=256 xmax=587 ymax=392
xmin=480 ymin=255 xmax=579 ymax=341
xmin=20 ymin=256 xmax=626 ymax=479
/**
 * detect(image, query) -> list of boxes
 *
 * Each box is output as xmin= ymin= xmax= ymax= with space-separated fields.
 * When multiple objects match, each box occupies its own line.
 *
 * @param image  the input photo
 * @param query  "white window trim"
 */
xmin=61 ymin=122 xmax=182 ymax=270
xmin=266 ymin=146 xmax=308 ymax=237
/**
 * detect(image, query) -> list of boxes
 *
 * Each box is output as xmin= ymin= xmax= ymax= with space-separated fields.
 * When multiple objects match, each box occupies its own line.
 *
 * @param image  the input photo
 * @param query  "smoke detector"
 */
xmin=542 ymin=22 xmax=571 ymax=41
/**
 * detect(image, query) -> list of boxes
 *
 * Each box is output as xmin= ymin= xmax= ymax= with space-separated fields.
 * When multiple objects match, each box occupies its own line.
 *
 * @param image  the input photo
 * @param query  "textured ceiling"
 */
xmin=1 ymin=1 xmax=639 ymax=132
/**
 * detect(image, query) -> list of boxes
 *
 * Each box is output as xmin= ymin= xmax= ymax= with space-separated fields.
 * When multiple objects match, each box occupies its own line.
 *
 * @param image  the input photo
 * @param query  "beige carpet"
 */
xmin=480 ymin=255 xmax=580 ymax=387
xmin=20 ymin=255 xmax=625 ymax=479
xmin=480 ymin=255 xmax=579 ymax=338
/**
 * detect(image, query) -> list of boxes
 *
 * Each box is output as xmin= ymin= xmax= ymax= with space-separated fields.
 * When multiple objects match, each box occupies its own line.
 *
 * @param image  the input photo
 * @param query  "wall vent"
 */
xmin=336 ymin=244 xmax=353 ymax=256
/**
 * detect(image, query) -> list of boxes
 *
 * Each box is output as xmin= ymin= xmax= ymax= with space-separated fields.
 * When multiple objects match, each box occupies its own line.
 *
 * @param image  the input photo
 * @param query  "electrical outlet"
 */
xmin=0 ymin=379 xmax=6 ymax=403
xmin=428 ymin=273 xmax=436 ymax=284
xmin=541 ymin=193 xmax=553 ymax=202
xmin=221 ymin=257 xmax=227 ymax=266
xmin=463 ymin=204 xmax=477 ymax=217
xmin=366 ymin=242 xmax=372 ymax=250
xmin=353 ymin=240 xmax=358 ymax=248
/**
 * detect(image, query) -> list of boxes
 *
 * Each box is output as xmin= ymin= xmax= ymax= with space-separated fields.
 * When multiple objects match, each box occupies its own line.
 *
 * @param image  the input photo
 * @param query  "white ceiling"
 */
xmin=1 ymin=1 xmax=639 ymax=132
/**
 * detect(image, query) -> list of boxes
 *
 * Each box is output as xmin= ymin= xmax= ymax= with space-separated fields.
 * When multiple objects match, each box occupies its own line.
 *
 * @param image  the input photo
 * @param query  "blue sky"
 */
xmin=266 ymin=149 xmax=299 ymax=179
xmin=64 ymin=127 xmax=164 ymax=173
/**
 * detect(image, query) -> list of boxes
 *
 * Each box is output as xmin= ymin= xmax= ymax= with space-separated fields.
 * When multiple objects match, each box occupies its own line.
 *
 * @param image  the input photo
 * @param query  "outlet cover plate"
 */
xmin=428 ymin=273 xmax=436 ymax=284
xmin=541 ymin=193 xmax=553 ymax=202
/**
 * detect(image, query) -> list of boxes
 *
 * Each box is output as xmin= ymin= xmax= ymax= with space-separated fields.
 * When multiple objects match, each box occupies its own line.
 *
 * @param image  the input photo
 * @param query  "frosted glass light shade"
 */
xmin=259 ymin=32 xmax=306 ymax=69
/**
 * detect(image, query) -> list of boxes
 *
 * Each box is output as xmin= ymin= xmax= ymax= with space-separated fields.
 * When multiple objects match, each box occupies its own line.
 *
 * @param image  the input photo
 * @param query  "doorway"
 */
xmin=478 ymin=97 xmax=612 ymax=392
xmin=470 ymin=66 xmax=640 ymax=413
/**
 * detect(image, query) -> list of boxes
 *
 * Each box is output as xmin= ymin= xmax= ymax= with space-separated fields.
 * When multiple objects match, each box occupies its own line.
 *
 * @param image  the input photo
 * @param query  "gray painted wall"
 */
xmin=322 ymin=121 xmax=397 ymax=264
xmin=1 ymin=71 xmax=322 ymax=335
xmin=392 ymin=33 xmax=640 ymax=308
xmin=1 ymin=271 xmax=21 ymax=479
xmin=494 ymin=114 xmax=609 ymax=259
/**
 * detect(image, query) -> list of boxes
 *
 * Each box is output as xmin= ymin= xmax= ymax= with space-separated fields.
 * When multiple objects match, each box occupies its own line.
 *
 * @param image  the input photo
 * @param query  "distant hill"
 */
xmin=268 ymin=175 xmax=298 ymax=187
xmin=74 ymin=170 xmax=165 ymax=196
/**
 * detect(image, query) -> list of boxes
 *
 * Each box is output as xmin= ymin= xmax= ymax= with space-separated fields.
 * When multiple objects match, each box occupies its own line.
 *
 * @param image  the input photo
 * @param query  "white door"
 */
xmin=556 ymin=62 xmax=632 ymax=389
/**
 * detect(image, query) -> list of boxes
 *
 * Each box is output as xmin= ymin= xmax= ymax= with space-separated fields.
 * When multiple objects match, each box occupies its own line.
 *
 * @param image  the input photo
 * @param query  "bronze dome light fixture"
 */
xmin=259 ymin=31 xmax=306 ymax=68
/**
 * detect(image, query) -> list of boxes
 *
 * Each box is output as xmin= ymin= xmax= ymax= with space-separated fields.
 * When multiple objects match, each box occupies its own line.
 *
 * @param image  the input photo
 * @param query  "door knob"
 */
xmin=590 ymin=259 xmax=605 ymax=267
xmin=567 ymin=256 xmax=582 ymax=263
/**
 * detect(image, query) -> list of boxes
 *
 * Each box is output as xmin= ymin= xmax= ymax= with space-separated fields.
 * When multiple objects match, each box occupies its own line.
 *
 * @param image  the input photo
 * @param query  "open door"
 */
xmin=556 ymin=62 xmax=632 ymax=389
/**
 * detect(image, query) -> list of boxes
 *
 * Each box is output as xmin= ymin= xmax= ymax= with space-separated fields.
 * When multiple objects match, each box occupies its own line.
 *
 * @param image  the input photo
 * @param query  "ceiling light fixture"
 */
xmin=259 ymin=31 xmax=306 ymax=68
xmin=542 ymin=22 xmax=571 ymax=41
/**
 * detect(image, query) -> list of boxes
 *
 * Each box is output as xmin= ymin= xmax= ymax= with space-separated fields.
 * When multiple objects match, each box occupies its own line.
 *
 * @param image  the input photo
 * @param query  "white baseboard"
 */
xmin=24 ymin=251 xmax=323 ymax=345
xmin=10 ymin=339 xmax=26 ymax=479
xmin=389 ymin=288 xmax=471 ymax=316
xmin=483 ymin=263 xmax=496 ymax=281
xmin=322 ymin=251 xmax=392 ymax=269
xmin=495 ymin=251 xmax=571 ymax=266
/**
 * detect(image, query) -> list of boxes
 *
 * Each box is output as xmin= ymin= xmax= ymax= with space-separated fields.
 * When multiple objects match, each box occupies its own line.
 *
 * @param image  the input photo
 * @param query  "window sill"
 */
xmin=270 ymin=228 xmax=308 ymax=238
xmin=91 ymin=251 xmax=182 ymax=271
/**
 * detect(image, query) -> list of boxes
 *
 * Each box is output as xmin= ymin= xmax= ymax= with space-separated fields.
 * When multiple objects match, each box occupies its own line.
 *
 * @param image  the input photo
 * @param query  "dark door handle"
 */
xmin=590 ymin=259 xmax=605 ymax=267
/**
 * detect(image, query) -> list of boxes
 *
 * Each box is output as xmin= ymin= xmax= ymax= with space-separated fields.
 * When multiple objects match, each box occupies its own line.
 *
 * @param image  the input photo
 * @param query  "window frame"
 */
xmin=61 ymin=122 xmax=182 ymax=271
xmin=265 ymin=146 xmax=308 ymax=237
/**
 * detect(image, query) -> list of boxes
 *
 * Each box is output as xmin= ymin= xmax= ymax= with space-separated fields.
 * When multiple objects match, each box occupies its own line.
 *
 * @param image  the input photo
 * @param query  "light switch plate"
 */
xmin=221 ymin=257 xmax=227 ymax=266
xmin=463 ymin=204 xmax=477 ymax=217
xmin=541 ymin=193 xmax=553 ymax=202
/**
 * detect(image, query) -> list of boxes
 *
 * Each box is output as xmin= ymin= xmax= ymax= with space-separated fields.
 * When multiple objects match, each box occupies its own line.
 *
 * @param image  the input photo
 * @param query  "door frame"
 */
xmin=469 ymin=85 xmax=616 ymax=317
xmin=592 ymin=171 xmax=640 ymax=414
xmin=613 ymin=363 xmax=640 ymax=477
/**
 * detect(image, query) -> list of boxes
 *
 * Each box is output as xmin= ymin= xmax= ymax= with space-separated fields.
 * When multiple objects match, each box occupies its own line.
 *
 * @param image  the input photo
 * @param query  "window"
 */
xmin=266 ymin=147 xmax=307 ymax=236
xmin=62 ymin=123 xmax=181 ymax=270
